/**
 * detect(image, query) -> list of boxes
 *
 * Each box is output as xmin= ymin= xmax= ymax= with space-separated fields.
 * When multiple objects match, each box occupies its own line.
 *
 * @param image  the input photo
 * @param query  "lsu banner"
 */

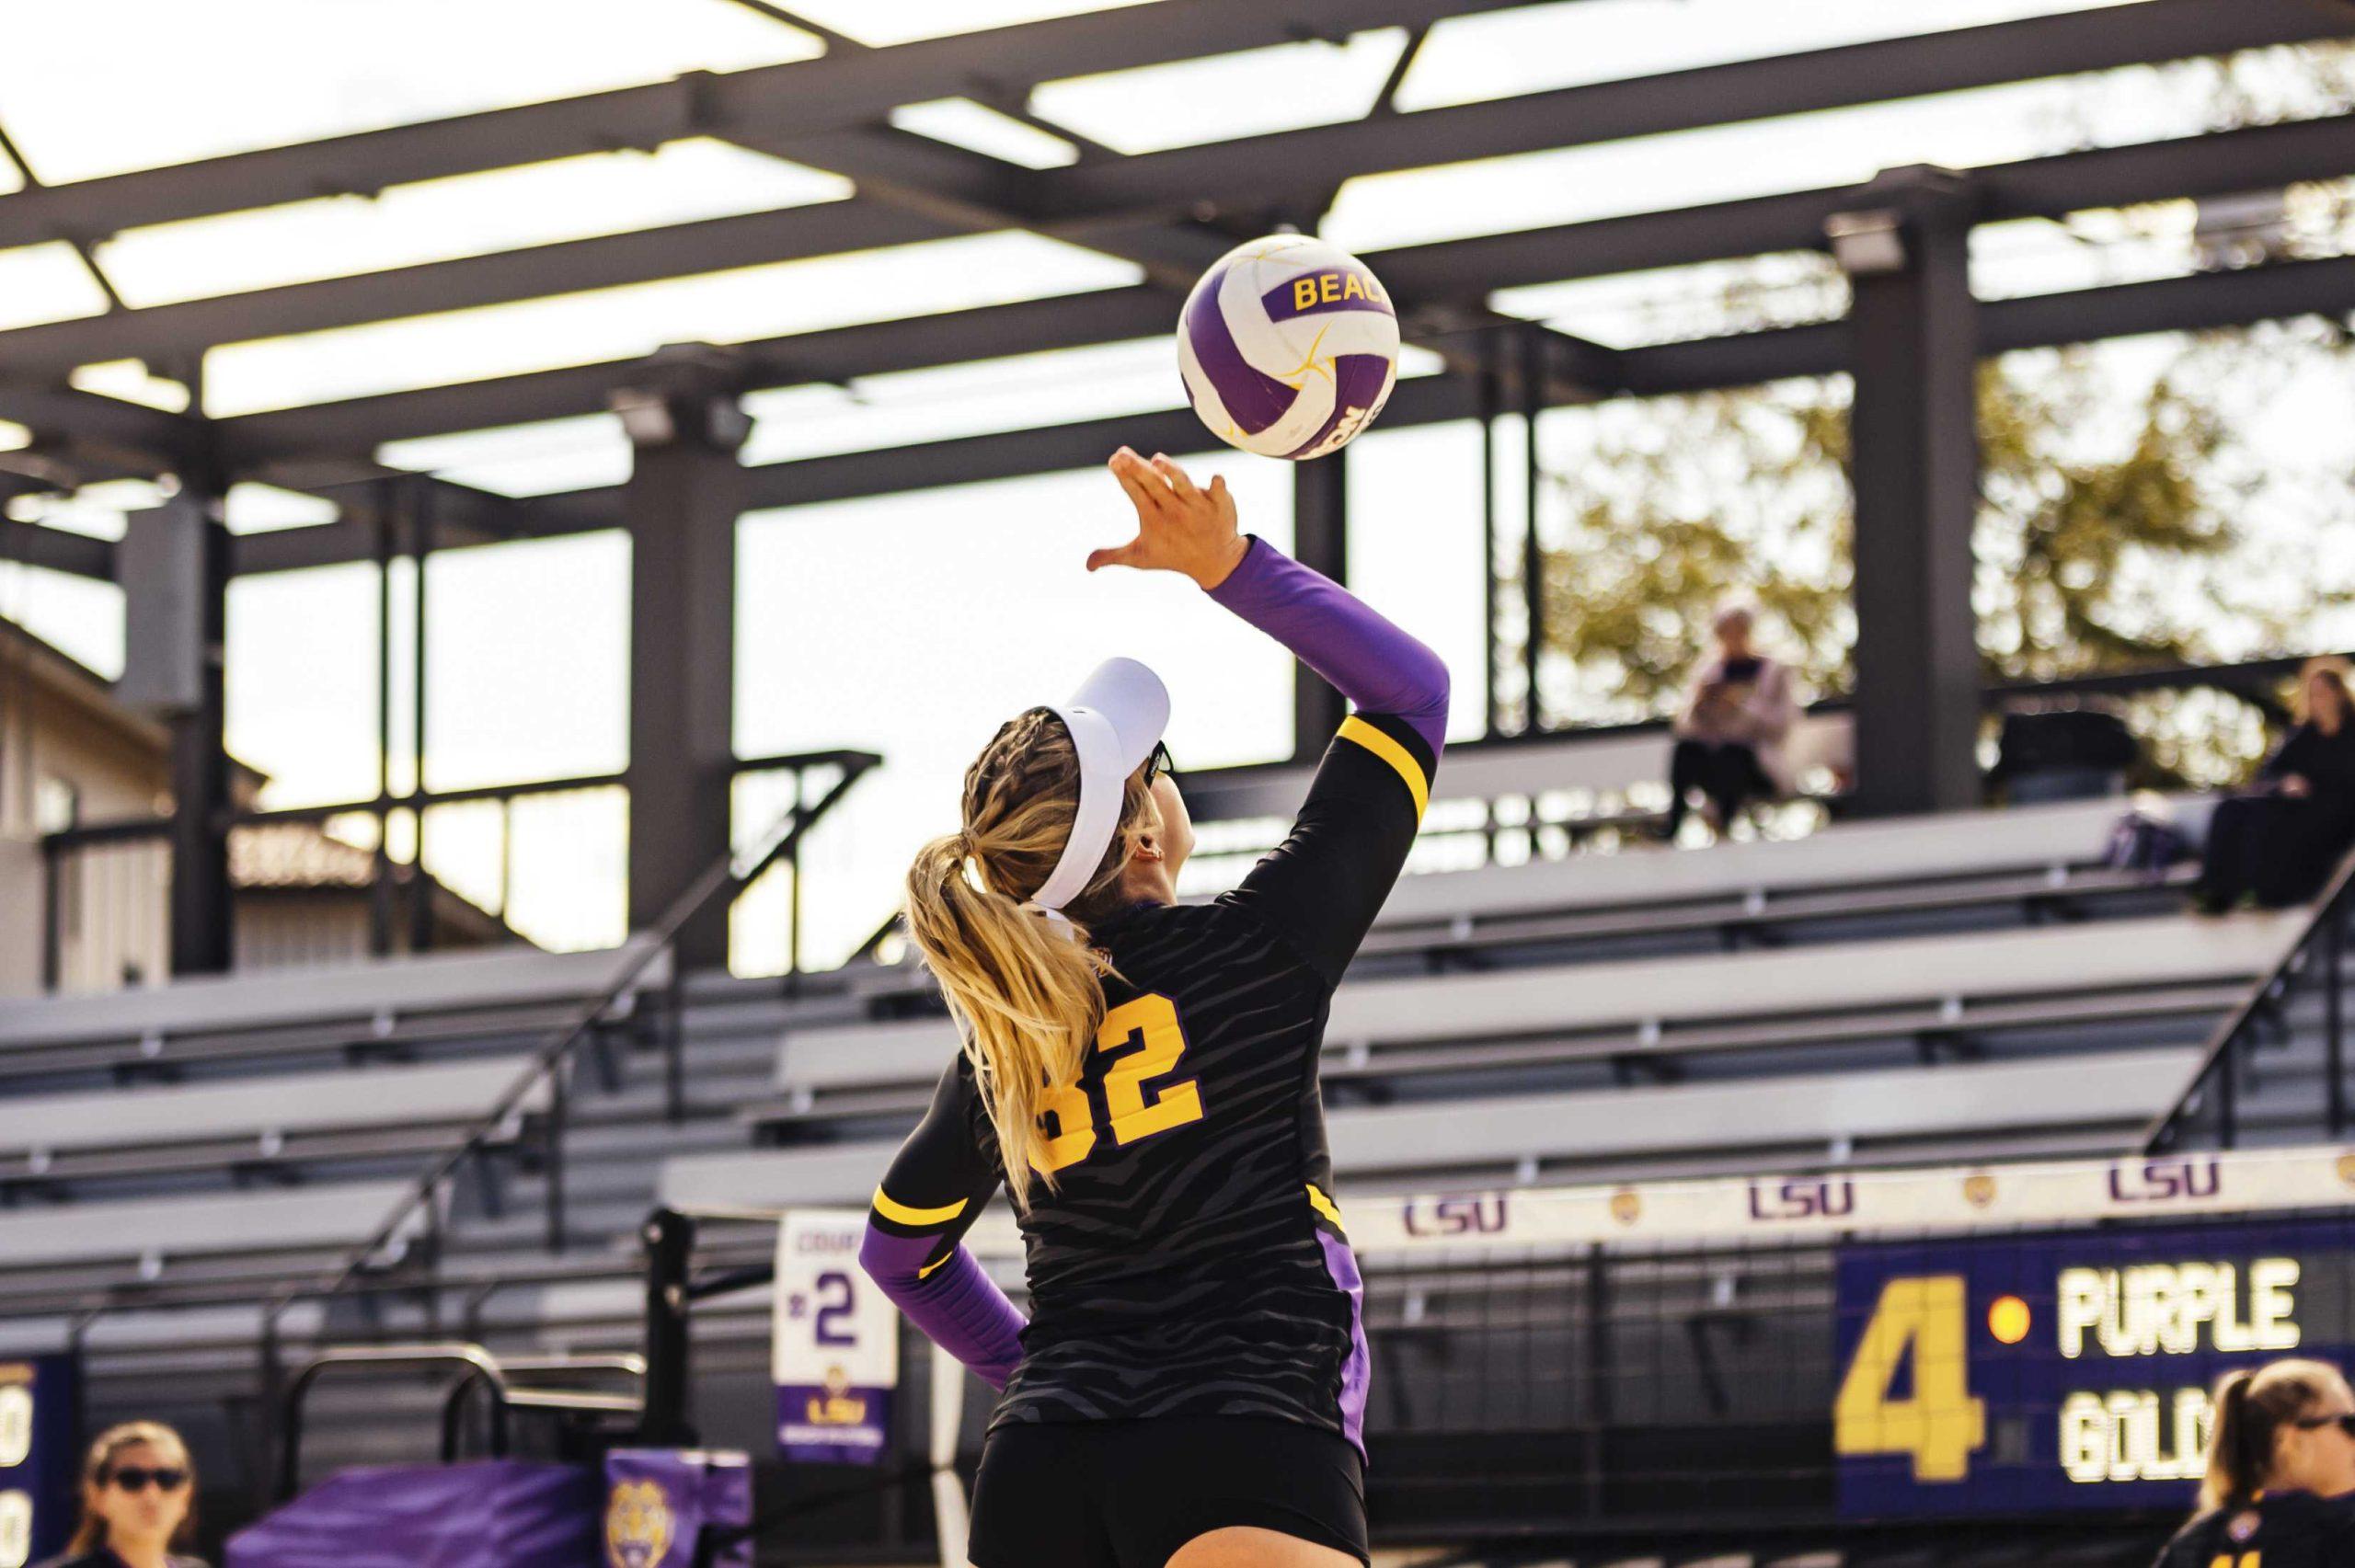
xmin=1336 ymin=1145 xmax=2355 ymax=1256
xmin=773 ymin=1209 xmax=896 ymax=1464
xmin=603 ymin=1449 xmax=752 ymax=1568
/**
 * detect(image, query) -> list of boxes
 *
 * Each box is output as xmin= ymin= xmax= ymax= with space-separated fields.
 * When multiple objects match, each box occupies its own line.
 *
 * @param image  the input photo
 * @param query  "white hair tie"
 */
xmin=1022 ymin=903 xmax=1078 ymax=940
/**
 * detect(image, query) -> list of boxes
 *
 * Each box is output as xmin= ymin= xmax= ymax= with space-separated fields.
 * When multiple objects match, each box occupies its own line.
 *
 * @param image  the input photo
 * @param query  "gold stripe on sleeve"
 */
xmin=872 ymin=1186 xmax=969 ymax=1228
xmin=917 ymin=1253 xmax=952 ymax=1280
xmin=1306 ymin=1183 xmax=1346 ymax=1231
xmin=1337 ymin=715 xmax=1429 ymax=820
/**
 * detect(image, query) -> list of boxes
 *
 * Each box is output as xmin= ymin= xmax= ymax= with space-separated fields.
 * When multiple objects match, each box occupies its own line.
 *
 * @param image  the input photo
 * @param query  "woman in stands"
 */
xmin=2153 ymin=1357 xmax=2355 ymax=1566
xmin=858 ymin=447 xmax=1446 ymax=1568
xmin=1661 ymin=600 xmax=1799 ymax=842
xmin=2196 ymin=658 xmax=2355 ymax=912
xmin=39 ymin=1421 xmax=207 ymax=1568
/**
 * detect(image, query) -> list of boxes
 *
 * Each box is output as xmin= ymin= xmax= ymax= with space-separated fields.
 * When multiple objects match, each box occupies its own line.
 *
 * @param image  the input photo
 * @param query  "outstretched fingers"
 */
xmin=1149 ymin=452 xmax=1200 ymax=503
xmin=1107 ymin=451 xmax=1166 ymax=522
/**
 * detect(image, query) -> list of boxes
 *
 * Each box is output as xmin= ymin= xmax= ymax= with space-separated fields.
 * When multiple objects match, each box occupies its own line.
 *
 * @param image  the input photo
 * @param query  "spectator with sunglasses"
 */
xmin=39 ymin=1422 xmax=205 ymax=1568
xmin=2154 ymin=1358 xmax=2355 ymax=1567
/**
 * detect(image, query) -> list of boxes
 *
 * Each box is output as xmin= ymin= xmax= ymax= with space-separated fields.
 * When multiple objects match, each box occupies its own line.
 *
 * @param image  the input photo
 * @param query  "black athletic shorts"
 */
xmin=965 ymin=1415 xmax=1369 ymax=1568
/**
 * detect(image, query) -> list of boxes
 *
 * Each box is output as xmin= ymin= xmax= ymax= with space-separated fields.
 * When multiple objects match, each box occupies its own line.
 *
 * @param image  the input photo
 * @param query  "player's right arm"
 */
xmin=1094 ymin=447 xmax=1449 ymax=982
xmin=858 ymin=1057 xmax=1026 ymax=1389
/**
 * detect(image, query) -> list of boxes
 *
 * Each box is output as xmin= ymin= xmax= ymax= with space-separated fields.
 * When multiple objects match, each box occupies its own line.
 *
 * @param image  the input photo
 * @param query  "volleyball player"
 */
xmin=857 ymin=447 xmax=1448 ymax=1568
xmin=2153 ymin=1358 xmax=2355 ymax=1567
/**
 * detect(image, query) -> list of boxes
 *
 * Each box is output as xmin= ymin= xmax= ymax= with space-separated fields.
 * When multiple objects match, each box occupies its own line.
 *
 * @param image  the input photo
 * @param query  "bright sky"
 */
xmin=4 ymin=1 xmax=2352 ymax=962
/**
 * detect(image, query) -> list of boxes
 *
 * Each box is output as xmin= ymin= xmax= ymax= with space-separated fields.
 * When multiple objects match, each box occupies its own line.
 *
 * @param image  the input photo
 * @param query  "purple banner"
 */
xmin=0 ymin=1354 xmax=78 ymax=1566
xmin=775 ymin=1381 xmax=891 ymax=1466
xmin=226 ymin=1459 xmax=598 ymax=1568
xmin=1836 ymin=1216 xmax=2355 ymax=1519
xmin=603 ymin=1449 xmax=752 ymax=1568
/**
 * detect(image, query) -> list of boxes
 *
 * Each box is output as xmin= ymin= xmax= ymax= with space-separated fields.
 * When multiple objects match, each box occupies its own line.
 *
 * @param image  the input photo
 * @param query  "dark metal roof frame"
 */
xmin=0 ymin=0 xmax=2349 ymax=582
xmin=0 ymin=0 xmax=1531 ymax=250
xmin=0 ymin=0 xmax=2344 ymax=381
xmin=221 ymin=250 xmax=2355 ymax=577
xmin=204 ymin=108 xmax=2355 ymax=467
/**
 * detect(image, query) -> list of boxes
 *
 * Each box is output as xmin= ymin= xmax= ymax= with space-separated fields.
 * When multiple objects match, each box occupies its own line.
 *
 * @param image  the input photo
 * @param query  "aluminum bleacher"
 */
xmin=0 ymin=944 xmax=652 ymax=1320
xmin=740 ymin=911 xmax=2290 ymax=1133
xmin=0 ymin=791 xmax=2309 ymax=1424
xmin=0 ymin=937 xmax=668 ymax=1086
xmin=0 ymin=1181 xmax=431 ymax=1300
xmin=666 ymin=1045 xmax=2204 ymax=1209
xmin=1357 ymin=792 xmax=2203 ymax=956
xmin=0 ymin=1056 xmax=549 ymax=1189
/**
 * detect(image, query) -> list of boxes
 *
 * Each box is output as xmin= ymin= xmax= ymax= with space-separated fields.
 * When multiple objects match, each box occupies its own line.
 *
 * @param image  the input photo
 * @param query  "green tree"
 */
xmin=1522 ymin=40 xmax=2355 ymax=786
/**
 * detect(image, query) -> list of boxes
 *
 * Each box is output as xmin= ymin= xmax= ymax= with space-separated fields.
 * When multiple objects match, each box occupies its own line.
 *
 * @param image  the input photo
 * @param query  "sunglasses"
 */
xmin=1143 ymin=740 xmax=1176 ymax=788
xmin=106 ymin=1466 xmax=189 ymax=1494
xmin=2294 ymin=1413 xmax=2355 ymax=1437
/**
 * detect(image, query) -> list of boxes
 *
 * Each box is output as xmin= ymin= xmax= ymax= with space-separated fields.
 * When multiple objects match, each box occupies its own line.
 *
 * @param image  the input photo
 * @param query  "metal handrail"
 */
xmin=251 ymin=750 xmax=879 ymax=1334
xmin=39 ymin=746 xmax=885 ymax=986
xmin=2137 ymin=841 xmax=2355 ymax=1153
xmin=278 ymin=1343 xmax=644 ymax=1502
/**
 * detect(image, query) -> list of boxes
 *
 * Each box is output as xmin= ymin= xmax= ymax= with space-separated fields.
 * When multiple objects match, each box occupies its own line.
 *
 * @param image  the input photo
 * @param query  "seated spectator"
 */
xmin=38 ymin=1421 xmax=206 ymax=1568
xmin=1663 ymin=602 xmax=1799 ymax=841
xmin=2196 ymin=658 xmax=2355 ymax=913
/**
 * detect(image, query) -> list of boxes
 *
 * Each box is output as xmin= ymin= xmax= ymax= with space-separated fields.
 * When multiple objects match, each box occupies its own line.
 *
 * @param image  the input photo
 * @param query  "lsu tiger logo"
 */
xmin=605 ymin=1478 xmax=676 ymax=1568
xmin=1961 ymin=1173 xmax=1998 ymax=1209
xmin=805 ymin=1364 xmax=869 ymax=1427
xmin=1607 ymin=1188 xmax=1642 ymax=1226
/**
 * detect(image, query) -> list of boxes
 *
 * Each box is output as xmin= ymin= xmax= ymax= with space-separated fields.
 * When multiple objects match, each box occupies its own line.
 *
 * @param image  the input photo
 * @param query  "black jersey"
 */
xmin=867 ymin=710 xmax=1437 ymax=1452
xmin=2154 ymin=1491 xmax=2355 ymax=1568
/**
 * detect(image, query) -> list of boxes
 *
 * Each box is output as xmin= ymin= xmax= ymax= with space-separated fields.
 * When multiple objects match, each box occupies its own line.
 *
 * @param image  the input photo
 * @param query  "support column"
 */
xmin=1833 ymin=166 xmax=1984 ymax=818
xmin=119 ymin=474 xmax=233 ymax=977
xmin=1292 ymin=450 xmax=1348 ymax=758
xmin=620 ymin=361 xmax=749 ymax=969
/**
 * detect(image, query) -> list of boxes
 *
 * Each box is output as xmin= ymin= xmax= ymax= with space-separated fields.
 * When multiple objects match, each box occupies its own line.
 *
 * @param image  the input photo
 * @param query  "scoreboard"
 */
xmin=0 ymin=1357 xmax=75 ymax=1568
xmin=1835 ymin=1217 xmax=2352 ymax=1517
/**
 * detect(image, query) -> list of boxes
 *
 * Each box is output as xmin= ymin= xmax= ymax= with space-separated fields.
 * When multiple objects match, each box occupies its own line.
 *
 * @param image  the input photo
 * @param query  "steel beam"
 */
xmin=741 ymin=373 xmax=1480 ymax=513
xmin=1292 ymin=452 xmax=1349 ymax=754
xmin=213 ymin=248 xmax=2355 ymax=578
xmin=216 ymin=286 xmax=1178 ymax=464
xmin=114 ymin=481 xmax=235 ymax=975
xmin=1031 ymin=0 xmax=2355 ymax=226
xmin=0 ymin=202 xmax=960 ymax=376
xmin=1375 ymin=114 xmax=2355 ymax=302
xmin=0 ymin=519 xmax=113 ymax=578
xmin=1840 ymin=172 xmax=1983 ymax=818
xmin=8 ymin=0 xmax=2341 ymax=383
xmin=622 ymin=377 xmax=747 ymax=968
xmin=196 ymin=109 xmax=2355 ymax=467
xmin=0 ymin=0 xmax=1530 ymax=250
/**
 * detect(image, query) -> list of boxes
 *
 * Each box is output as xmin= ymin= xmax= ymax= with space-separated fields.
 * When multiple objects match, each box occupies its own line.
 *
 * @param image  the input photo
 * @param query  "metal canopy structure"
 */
xmin=5 ymin=0 xmax=2354 ymax=977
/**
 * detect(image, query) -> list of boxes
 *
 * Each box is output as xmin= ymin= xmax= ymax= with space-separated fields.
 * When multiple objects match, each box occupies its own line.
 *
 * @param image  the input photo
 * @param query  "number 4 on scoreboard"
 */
xmin=1834 ymin=1275 xmax=1988 ymax=1482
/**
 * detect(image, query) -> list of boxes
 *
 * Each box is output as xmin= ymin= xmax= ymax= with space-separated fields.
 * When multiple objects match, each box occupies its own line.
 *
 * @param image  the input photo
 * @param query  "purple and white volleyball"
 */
xmin=1178 ymin=235 xmax=1400 ymax=462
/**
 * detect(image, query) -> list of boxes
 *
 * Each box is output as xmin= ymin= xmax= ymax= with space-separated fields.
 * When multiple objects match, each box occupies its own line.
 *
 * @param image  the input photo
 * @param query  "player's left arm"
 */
xmin=858 ymin=1059 xmax=1025 ymax=1389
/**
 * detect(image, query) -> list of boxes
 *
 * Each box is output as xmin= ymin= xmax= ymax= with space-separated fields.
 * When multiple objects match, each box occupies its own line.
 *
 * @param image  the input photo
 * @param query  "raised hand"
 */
xmin=1091 ymin=448 xmax=1250 ymax=590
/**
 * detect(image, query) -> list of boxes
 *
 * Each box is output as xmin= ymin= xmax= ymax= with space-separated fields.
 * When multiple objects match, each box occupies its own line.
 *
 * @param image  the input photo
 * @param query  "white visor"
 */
xmin=1029 ymin=658 xmax=1171 ymax=912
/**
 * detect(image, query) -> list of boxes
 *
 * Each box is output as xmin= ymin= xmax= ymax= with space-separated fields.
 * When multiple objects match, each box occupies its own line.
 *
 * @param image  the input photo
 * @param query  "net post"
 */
xmin=638 ymin=1207 xmax=698 ymax=1447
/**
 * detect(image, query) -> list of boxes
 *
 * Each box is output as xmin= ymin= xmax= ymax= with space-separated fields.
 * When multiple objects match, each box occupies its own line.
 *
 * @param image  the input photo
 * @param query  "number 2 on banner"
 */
xmin=1834 ymin=1275 xmax=1986 ymax=1482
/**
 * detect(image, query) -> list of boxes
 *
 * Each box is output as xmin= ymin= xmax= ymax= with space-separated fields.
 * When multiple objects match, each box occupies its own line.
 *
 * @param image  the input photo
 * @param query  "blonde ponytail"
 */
xmin=903 ymin=710 xmax=1153 ymax=1210
xmin=2199 ymin=1358 xmax=2346 ymax=1511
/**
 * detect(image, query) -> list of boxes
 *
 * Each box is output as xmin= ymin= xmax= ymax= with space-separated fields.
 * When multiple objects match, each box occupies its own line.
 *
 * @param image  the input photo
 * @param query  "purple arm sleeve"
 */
xmin=857 ymin=1226 xmax=1025 ymax=1391
xmin=1208 ymin=535 xmax=1451 ymax=755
